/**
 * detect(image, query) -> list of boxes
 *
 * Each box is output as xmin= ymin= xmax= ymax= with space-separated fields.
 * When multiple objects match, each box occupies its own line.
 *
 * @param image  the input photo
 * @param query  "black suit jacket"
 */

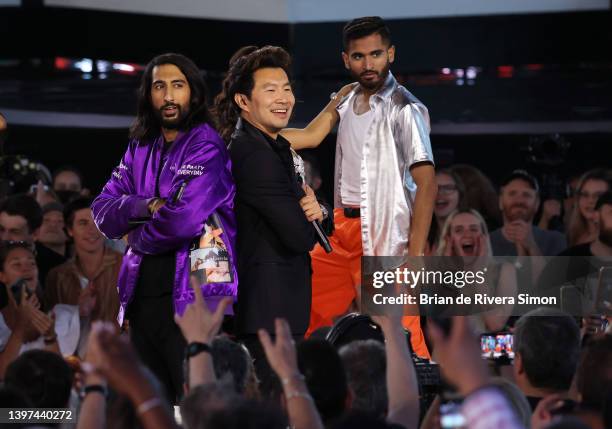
xmin=229 ymin=119 xmax=317 ymax=336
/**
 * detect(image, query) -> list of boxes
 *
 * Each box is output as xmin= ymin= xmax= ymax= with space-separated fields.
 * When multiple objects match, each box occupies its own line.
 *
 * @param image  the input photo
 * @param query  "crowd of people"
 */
xmin=0 ymin=15 xmax=611 ymax=429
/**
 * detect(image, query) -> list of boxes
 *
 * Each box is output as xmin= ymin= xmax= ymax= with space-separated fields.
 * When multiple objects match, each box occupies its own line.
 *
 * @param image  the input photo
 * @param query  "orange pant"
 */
xmin=308 ymin=209 xmax=430 ymax=358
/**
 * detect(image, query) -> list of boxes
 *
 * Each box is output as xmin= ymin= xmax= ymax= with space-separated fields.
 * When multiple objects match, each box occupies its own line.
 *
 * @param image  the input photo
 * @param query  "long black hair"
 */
xmin=213 ymin=46 xmax=292 ymax=143
xmin=130 ymin=53 xmax=214 ymax=141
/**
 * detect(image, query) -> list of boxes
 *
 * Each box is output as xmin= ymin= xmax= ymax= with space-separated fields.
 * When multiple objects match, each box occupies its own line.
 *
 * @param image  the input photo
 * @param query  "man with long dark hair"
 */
xmin=92 ymin=53 xmax=237 ymax=402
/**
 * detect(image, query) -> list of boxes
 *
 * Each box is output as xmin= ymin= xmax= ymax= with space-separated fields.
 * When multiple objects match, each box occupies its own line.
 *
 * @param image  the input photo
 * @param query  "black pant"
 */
xmin=128 ymin=294 xmax=186 ymax=403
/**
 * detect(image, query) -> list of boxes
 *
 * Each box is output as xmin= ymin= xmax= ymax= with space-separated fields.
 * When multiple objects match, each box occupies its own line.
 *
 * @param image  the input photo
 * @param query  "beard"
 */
xmin=504 ymin=203 xmax=535 ymax=222
xmin=352 ymin=60 xmax=391 ymax=91
xmin=156 ymin=103 xmax=190 ymax=130
xmin=599 ymin=226 xmax=612 ymax=247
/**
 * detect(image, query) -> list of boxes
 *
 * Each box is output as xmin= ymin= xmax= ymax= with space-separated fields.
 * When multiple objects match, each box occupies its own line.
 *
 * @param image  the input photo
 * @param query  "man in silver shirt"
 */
xmin=308 ymin=17 xmax=437 ymax=357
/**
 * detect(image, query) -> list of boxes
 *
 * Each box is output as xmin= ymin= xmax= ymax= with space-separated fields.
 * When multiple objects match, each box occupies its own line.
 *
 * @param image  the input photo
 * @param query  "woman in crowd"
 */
xmin=0 ymin=241 xmax=59 ymax=376
xmin=567 ymin=168 xmax=612 ymax=246
xmin=427 ymin=169 xmax=466 ymax=254
xmin=436 ymin=209 xmax=516 ymax=332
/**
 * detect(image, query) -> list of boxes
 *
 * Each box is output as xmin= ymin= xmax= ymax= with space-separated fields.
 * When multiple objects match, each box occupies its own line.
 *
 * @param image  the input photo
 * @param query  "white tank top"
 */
xmin=338 ymin=97 xmax=374 ymax=207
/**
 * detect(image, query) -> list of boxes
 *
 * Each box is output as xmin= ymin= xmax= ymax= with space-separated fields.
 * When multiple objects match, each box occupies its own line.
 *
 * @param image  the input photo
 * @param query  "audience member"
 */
xmin=0 ymin=242 xmax=60 ymax=358
xmin=339 ymin=339 xmax=387 ymax=419
xmin=30 ymin=181 xmax=61 ymax=208
xmin=258 ymin=319 xmax=326 ymax=429
xmin=297 ymin=339 xmax=349 ymax=425
xmin=537 ymin=192 xmax=612 ymax=305
xmin=427 ymin=316 xmax=525 ymax=429
xmin=451 ymin=164 xmax=502 ymax=231
xmin=80 ymin=321 xmax=178 ymax=429
xmin=370 ymin=314 xmax=420 ymax=429
xmin=513 ymin=308 xmax=581 ymax=411
xmin=0 ymin=194 xmax=67 ymax=286
xmin=567 ymin=168 xmax=612 ymax=246
xmin=0 ymin=240 xmax=40 ymax=298
xmin=427 ymin=169 xmax=466 ymax=253
xmin=210 ymin=336 xmax=252 ymax=395
xmin=38 ymin=202 xmax=68 ymax=257
xmin=180 ymin=383 xmax=239 ymax=429
xmin=489 ymin=170 xmax=566 ymax=293
xmin=197 ymin=399 xmax=289 ymax=429
xmin=436 ymin=208 xmax=516 ymax=331
xmin=0 ymin=284 xmax=34 ymax=379
xmin=489 ymin=377 xmax=532 ymax=429
xmin=491 ymin=170 xmax=566 ymax=257
xmin=45 ymin=197 xmax=121 ymax=324
xmin=572 ymin=334 xmax=612 ymax=428
xmin=4 ymin=349 xmax=73 ymax=408
xmin=53 ymin=165 xmax=89 ymax=204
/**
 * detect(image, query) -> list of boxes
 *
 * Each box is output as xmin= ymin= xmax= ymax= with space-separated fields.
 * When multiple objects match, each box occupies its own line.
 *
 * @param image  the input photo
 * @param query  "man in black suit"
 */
xmin=214 ymin=46 xmax=330 ymax=348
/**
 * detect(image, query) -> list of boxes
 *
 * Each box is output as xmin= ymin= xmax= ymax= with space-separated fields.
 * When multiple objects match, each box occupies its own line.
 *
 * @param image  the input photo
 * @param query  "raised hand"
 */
xmin=427 ymin=316 xmax=489 ymax=396
xmin=258 ymin=318 xmax=299 ymax=380
xmin=84 ymin=322 xmax=146 ymax=398
xmin=174 ymin=283 xmax=231 ymax=344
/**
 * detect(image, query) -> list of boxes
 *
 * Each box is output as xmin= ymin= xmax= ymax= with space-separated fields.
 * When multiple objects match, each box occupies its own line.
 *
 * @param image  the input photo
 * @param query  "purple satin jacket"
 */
xmin=92 ymin=124 xmax=238 ymax=325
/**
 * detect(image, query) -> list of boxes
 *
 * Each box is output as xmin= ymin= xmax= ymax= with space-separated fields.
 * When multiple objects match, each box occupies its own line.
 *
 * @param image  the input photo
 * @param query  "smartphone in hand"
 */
xmin=10 ymin=278 xmax=28 ymax=305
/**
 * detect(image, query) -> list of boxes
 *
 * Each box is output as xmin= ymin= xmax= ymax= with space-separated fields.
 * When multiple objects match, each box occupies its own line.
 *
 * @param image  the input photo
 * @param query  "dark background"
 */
xmin=1 ymin=4 xmax=611 ymax=201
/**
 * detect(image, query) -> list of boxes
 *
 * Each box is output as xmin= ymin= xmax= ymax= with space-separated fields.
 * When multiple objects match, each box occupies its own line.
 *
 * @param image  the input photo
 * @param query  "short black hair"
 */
xmin=514 ymin=308 xmax=581 ymax=391
xmin=596 ymin=191 xmax=612 ymax=210
xmin=342 ymin=16 xmax=392 ymax=50
xmin=0 ymin=194 xmax=43 ymax=233
xmin=211 ymin=337 xmax=250 ymax=394
xmin=213 ymin=45 xmax=292 ymax=142
xmin=5 ymin=350 xmax=74 ymax=408
xmin=339 ymin=340 xmax=388 ymax=418
xmin=297 ymin=339 xmax=348 ymax=423
xmin=63 ymin=196 xmax=94 ymax=228
xmin=180 ymin=383 xmax=237 ymax=429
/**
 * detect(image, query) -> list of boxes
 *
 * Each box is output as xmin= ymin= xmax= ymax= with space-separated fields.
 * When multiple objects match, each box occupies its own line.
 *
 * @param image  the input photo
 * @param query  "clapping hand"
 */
xmin=30 ymin=307 xmax=55 ymax=339
xmin=504 ymin=220 xmax=538 ymax=255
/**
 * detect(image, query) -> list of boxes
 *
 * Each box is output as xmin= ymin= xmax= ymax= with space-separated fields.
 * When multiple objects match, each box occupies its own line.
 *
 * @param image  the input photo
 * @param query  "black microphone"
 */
xmin=295 ymin=172 xmax=332 ymax=253
xmin=313 ymin=219 xmax=333 ymax=253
